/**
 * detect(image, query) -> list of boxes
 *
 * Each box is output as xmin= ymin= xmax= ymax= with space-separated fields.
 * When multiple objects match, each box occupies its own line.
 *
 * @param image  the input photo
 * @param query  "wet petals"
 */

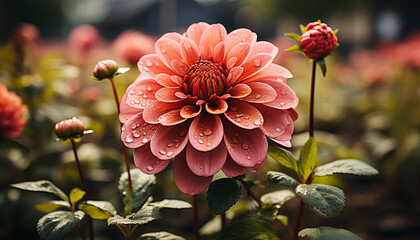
xmin=258 ymin=79 xmax=298 ymax=109
xmin=155 ymin=38 xmax=183 ymax=70
xmin=125 ymin=79 xmax=161 ymax=109
xmin=138 ymin=54 xmax=175 ymax=76
xmin=155 ymin=87 xmax=184 ymax=102
xmin=121 ymin=112 xmax=160 ymax=148
xmin=222 ymin=154 xmax=246 ymax=177
xmin=199 ymin=24 xmax=227 ymax=60
xmin=240 ymin=82 xmax=277 ymax=103
xmin=255 ymin=104 xmax=294 ymax=140
xmin=224 ymin=100 xmax=263 ymax=129
xmin=158 ymin=109 xmax=188 ymax=126
xmin=150 ymin=121 xmax=189 ymax=160
xmin=188 ymin=113 xmax=223 ymax=151
xmin=205 ymin=99 xmax=228 ymax=114
xmin=143 ymin=100 xmax=188 ymax=124
xmin=186 ymin=142 xmax=227 ymax=176
xmin=227 ymin=83 xmax=252 ymax=98
xmin=185 ymin=22 xmax=210 ymax=46
xmin=134 ymin=143 xmax=171 ymax=174
xmin=238 ymin=53 xmax=273 ymax=81
xmin=180 ymin=105 xmax=202 ymax=118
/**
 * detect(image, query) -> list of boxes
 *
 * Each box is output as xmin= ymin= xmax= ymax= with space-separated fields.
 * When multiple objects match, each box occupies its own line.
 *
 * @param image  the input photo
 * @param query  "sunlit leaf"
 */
xmin=69 ymin=188 xmax=85 ymax=207
xmin=149 ymin=199 xmax=192 ymax=209
xmin=299 ymin=226 xmax=362 ymax=240
xmin=222 ymin=218 xmax=280 ymax=240
xmin=267 ymin=171 xmax=299 ymax=188
xmin=37 ymin=210 xmax=84 ymax=240
xmin=295 ymin=184 xmax=344 ymax=217
xmin=284 ymin=33 xmax=301 ymax=43
xmin=298 ymin=137 xmax=317 ymax=181
xmin=285 ymin=45 xmax=302 ymax=53
xmin=314 ymin=159 xmax=379 ymax=177
xmin=261 ymin=190 xmax=296 ymax=207
xmin=78 ymin=200 xmax=117 ymax=220
xmin=268 ymin=146 xmax=298 ymax=171
xmin=138 ymin=231 xmax=185 ymax=240
xmin=207 ymin=178 xmax=243 ymax=214
xmin=11 ymin=180 xmax=69 ymax=202
xmin=35 ymin=201 xmax=70 ymax=213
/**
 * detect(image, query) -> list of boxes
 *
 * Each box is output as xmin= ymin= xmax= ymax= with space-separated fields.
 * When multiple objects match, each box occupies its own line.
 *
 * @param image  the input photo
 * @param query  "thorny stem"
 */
xmin=239 ymin=179 xmax=262 ymax=209
xmin=193 ymin=195 xmax=201 ymax=240
xmin=109 ymin=77 xmax=133 ymax=203
xmin=71 ymin=139 xmax=94 ymax=240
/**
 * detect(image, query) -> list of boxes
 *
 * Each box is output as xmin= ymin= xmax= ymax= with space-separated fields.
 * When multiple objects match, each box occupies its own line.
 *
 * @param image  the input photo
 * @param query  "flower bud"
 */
xmin=300 ymin=21 xmax=338 ymax=59
xmin=54 ymin=117 xmax=85 ymax=140
xmin=92 ymin=59 xmax=118 ymax=80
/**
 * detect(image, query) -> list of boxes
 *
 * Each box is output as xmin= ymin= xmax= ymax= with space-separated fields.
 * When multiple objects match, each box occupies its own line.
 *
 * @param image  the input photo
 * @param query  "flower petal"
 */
xmin=239 ymin=82 xmax=276 ymax=103
xmin=258 ymin=79 xmax=298 ymax=109
xmin=134 ymin=143 xmax=171 ymax=174
xmin=158 ymin=109 xmax=188 ymax=126
xmin=138 ymin=54 xmax=176 ymax=76
xmin=173 ymin=150 xmax=213 ymax=195
xmin=155 ymin=38 xmax=183 ymax=70
xmin=227 ymin=83 xmax=251 ymax=98
xmin=188 ymin=113 xmax=223 ymax=152
xmin=226 ymin=42 xmax=252 ymax=70
xmin=186 ymin=142 xmax=227 ymax=177
xmin=241 ymin=63 xmax=292 ymax=84
xmin=125 ymin=79 xmax=162 ymax=109
xmin=155 ymin=87 xmax=184 ymax=102
xmin=250 ymin=41 xmax=278 ymax=58
xmin=185 ymin=22 xmax=210 ymax=46
xmin=223 ymin=118 xmax=268 ymax=168
xmin=161 ymin=32 xmax=182 ymax=43
xmin=222 ymin=154 xmax=246 ymax=177
xmin=238 ymin=53 xmax=273 ymax=81
xmin=270 ymin=139 xmax=291 ymax=148
xmin=119 ymin=92 xmax=141 ymax=124
xmin=170 ymin=59 xmax=189 ymax=76
xmin=212 ymin=41 xmax=226 ymax=65
xmin=142 ymin=100 xmax=189 ymax=124
xmin=224 ymin=100 xmax=263 ymax=129
xmin=180 ymin=37 xmax=199 ymax=66
xmin=180 ymin=104 xmax=202 ymax=118
xmin=199 ymin=24 xmax=227 ymax=60
xmin=225 ymin=28 xmax=257 ymax=55
xmin=254 ymin=104 xmax=294 ymax=140
xmin=121 ymin=112 xmax=160 ymax=148
xmin=248 ymin=156 xmax=266 ymax=173
xmin=226 ymin=66 xmax=244 ymax=86
xmin=150 ymin=121 xmax=189 ymax=160
xmin=155 ymin=73 xmax=180 ymax=87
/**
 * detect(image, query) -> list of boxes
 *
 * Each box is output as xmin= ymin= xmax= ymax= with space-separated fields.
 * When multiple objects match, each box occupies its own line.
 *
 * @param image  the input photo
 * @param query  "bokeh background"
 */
xmin=1 ymin=0 xmax=420 ymax=239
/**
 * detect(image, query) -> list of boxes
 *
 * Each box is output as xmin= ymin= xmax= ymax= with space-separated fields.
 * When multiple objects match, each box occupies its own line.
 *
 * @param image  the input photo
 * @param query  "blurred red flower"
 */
xmin=68 ymin=24 xmax=102 ymax=53
xmin=0 ymin=84 xmax=27 ymax=138
xmin=113 ymin=30 xmax=155 ymax=65
xmin=119 ymin=22 xmax=298 ymax=195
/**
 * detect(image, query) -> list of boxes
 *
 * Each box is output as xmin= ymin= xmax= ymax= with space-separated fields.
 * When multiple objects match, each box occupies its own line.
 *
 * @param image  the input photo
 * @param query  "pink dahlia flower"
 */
xmin=68 ymin=24 xmax=102 ymax=53
xmin=113 ymin=30 xmax=155 ymax=65
xmin=120 ymin=22 xmax=298 ymax=195
xmin=0 ymin=84 xmax=27 ymax=138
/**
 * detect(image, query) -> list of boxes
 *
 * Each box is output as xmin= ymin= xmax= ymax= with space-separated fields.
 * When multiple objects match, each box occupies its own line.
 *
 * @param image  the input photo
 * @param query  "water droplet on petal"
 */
xmin=125 ymin=135 xmax=134 ymax=143
xmin=203 ymin=129 xmax=213 ymax=136
xmin=132 ymin=131 xmax=140 ymax=138
xmin=146 ymin=165 xmax=154 ymax=171
xmin=131 ymin=123 xmax=137 ymax=130
xmin=134 ymin=99 xmax=140 ymax=104
xmin=249 ymin=169 xmax=257 ymax=173
xmin=242 ymin=143 xmax=249 ymax=150
xmin=146 ymin=85 xmax=152 ymax=91
xmin=121 ymin=126 xmax=126 ymax=131
xmin=255 ymin=94 xmax=261 ymax=99
xmin=247 ymin=156 xmax=251 ymax=160
xmin=154 ymin=61 xmax=160 ymax=67
xmin=146 ymin=59 xmax=153 ymax=67
xmin=206 ymin=142 xmax=211 ymax=146
xmin=166 ymin=151 xmax=174 ymax=157
xmin=253 ymin=58 xmax=261 ymax=67
xmin=199 ymin=132 xmax=204 ymax=137
xmin=143 ymin=94 xmax=148 ymax=99
xmin=235 ymin=118 xmax=242 ymax=122
xmin=179 ymin=129 xmax=188 ymax=137
xmin=233 ymin=137 xmax=239 ymax=144
xmin=280 ymin=90 xmax=286 ymax=95
xmin=143 ymin=66 xmax=149 ymax=71
xmin=279 ymin=102 xmax=286 ymax=106
xmin=173 ymin=138 xmax=179 ymax=143
xmin=197 ymin=139 xmax=204 ymax=144
xmin=229 ymin=105 xmax=238 ymax=111
xmin=159 ymin=150 xmax=167 ymax=155
xmin=141 ymin=138 xmax=148 ymax=144
xmin=275 ymin=127 xmax=283 ymax=132
xmin=141 ymin=103 xmax=147 ymax=107
xmin=161 ymin=47 xmax=166 ymax=53
xmin=253 ymin=119 xmax=262 ymax=126
xmin=166 ymin=143 xmax=173 ymax=148
xmin=128 ymin=90 xmax=135 ymax=95
xmin=235 ymin=113 xmax=244 ymax=118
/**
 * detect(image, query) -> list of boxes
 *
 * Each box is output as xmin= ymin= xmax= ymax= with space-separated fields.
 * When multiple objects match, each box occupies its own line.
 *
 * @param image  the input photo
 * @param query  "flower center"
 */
xmin=184 ymin=60 xmax=227 ymax=100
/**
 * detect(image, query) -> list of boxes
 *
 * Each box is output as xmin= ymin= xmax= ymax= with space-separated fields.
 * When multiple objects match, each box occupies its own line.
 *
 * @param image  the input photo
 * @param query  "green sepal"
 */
xmin=285 ymin=44 xmax=302 ymax=53
xmin=333 ymin=29 xmax=339 ymax=36
xmin=300 ymin=24 xmax=306 ymax=34
xmin=314 ymin=159 xmax=379 ymax=177
xmin=207 ymin=178 xmax=243 ymax=214
xmin=35 ymin=201 xmax=70 ymax=213
xmin=284 ymin=33 xmax=301 ymax=43
xmin=298 ymin=137 xmax=317 ymax=181
xmin=316 ymin=58 xmax=327 ymax=77
xmin=37 ymin=210 xmax=85 ymax=240
xmin=299 ymin=226 xmax=362 ymax=240
xmin=11 ymin=180 xmax=69 ymax=202
xmin=78 ymin=200 xmax=117 ymax=220
xmin=268 ymin=146 xmax=298 ymax=172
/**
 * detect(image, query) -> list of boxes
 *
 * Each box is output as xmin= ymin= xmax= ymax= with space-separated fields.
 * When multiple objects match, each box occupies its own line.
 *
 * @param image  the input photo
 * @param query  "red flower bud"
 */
xmin=0 ymin=84 xmax=27 ymax=138
xmin=300 ymin=21 xmax=338 ymax=59
xmin=93 ymin=59 xmax=118 ymax=80
xmin=54 ymin=117 xmax=85 ymax=140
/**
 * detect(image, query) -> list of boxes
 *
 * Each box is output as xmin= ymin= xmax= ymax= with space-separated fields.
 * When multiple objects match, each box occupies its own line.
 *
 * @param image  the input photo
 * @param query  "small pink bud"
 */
xmin=93 ymin=59 xmax=118 ymax=80
xmin=300 ymin=21 xmax=338 ymax=59
xmin=54 ymin=117 xmax=85 ymax=140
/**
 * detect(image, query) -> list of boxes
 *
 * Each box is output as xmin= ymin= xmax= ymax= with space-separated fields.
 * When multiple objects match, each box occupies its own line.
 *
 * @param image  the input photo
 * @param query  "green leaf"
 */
xmin=299 ymin=226 xmax=362 ymax=240
xmin=333 ymin=29 xmax=339 ymax=36
xmin=298 ymin=137 xmax=317 ymax=181
xmin=207 ymin=178 xmax=243 ymax=214
xmin=314 ymin=159 xmax=379 ymax=177
xmin=261 ymin=190 xmax=296 ymax=207
xmin=284 ymin=33 xmax=301 ymax=43
xmin=132 ymin=206 xmax=161 ymax=221
xmin=69 ymin=188 xmax=85 ymax=206
xmin=222 ymin=218 xmax=280 ymax=240
xmin=149 ymin=199 xmax=192 ymax=209
xmin=267 ymin=171 xmax=299 ymax=188
xmin=300 ymin=24 xmax=306 ymax=34
xmin=276 ymin=215 xmax=288 ymax=226
xmin=119 ymin=169 xmax=156 ymax=212
xmin=35 ymin=201 xmax=70 ymax=213
xmin=285 ymin=44 xmax=302 ymax=53
xmin=268 ymin=146 xmax=298 ymax=171
xmin=316 ymin=58 xmax=327 ymax=77
xmin=108 ymin=206 xmax=160 ymax=226
xmin=37 ymin=210 xmax=84 ymax=240
xmin=78 ymin=200 xmax=117 ymax=220
xmin=138 ymin=231 xmax=185 ymax=240
xmin=295 ymin=184 xmax=345 ymax=217
xmin=11 ymin=180 xmax=69 ymax=202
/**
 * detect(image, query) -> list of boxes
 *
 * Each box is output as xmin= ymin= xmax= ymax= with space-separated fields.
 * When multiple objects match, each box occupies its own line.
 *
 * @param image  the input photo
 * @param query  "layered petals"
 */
xmin=224 ymin=100 xmax=263 ymax=129
xmin=186 ymin=142 xmax=227 ymax=177
xmin=150 ymin=121 xmax=190 ymax=160
xmin=125 ymin=79 xmax=162 ymax=109
xmin=258 ymin=79 xmax=298 ymax=110
xmin=222 ymin=154 xmax=246 ymax=177
xmin=134 ymin=143 xmax=171 ymax=174
xmin=188 ymin=113 xmax=224 ymax=151
xmin=121 ymin=112 xmax=160 ymax=148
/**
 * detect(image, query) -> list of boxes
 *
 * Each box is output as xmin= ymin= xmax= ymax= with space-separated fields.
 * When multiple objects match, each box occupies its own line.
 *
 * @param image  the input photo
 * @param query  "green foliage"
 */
xmin=298 ymin=137 xmax=317 ymax=181
xmin=149 ymin=199 xmax=192 ymax=209
xmin=69 ymin=188 xmax=85 ymax=207
xmin=138 ymin=231 xmax=185 ymax=240
xmin=299 ymin=226 xmax=362 ymax=240
xmin=35 ymin=201 xmax=70 ymax=213
xmin=285 ymin=33 xmax=301 ymax=43
xmin=37 ymin=210 xmax=84 ymax=240
xmin=316 ymin=58 xmax=327 ymax=77
xmin=259 ymin=190 xmax=295 ymax=221
xmin=267 ymin=171 xmax=299 ymax=188
xmin=295 ymin=184 xmax=345 ymax=217
xmin=285 ymin=45 xmax=302 ymax=53
xmin=222 ymin=218 xmax=280 ymax=240
xmin=207 ymin=178 xmax=243 ymax=214
xmin=11 ymin=180 xmax=69 ymax=202
xmin=108 ymin=206 xmax=161 ymax=226
xmin=314 ymin=159 xmax=379 ymax=177
xmin=267 ymin=146 xmax=298 ymax=171
xmin=78 ymin=200 xmax=117 ymax=220
xmin=119 ymin=169 xmax=156 ymax=212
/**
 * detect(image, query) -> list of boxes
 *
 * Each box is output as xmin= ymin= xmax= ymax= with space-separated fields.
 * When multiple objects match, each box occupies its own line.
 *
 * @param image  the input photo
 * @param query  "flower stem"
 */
xmin=71 ymin=139 xmax=94 ymax=240
xmin=309 ymin=61 xmax=317 ymax=138
xmin=77 ymin=223 xmax=87 ymax=240
xmin=193 ymin=195 xmax=201 ymax=240
xmin=293 ymin=200 xmax=304 ymax=240
xmin=239 ymin=179 xmax=262 ymax=209
xmin=221 ymin=213 xmax=227 ymax=232
xmin=109 ymin=77 xmax=133 ymax=199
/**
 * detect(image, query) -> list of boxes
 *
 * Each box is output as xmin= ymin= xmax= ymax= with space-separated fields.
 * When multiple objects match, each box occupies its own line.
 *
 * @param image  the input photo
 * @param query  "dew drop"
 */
xmin=233 ymin=137 xmax=239 ymax=144
xmin=200 ymin=166 xmax=203 ymax=169
xmin=203 ymin=128 xmax=213 ymax=136
xmin=161 ymin=47 xmax=166 ymax=53
xmin=247 ymin=156 xmax=252 ymax=160
xmin=166 ymin=143 xmax=174 ymax=148
xmin=143 ymin=66 xmax=149 ymax=71
xmin=145 ymin=59 xmax=153 ymax=67
xmin=253 ymin=119 xmax=262 ymax=126
xmin=154 ymin=61 xmax=160 ymax=67
xmin=146 ymin=166 xmax=154 ymax=171
xmin=141 ymin=103 xmax=147 ymax=107
xmin=132 ymin=131 xmax=140 ymax=138
xmin=159 ymin=150 xmax=167 ymax=155
xmin=197 ymin=139 xmax=204 ymax=144
xmin=175 ymin=144 xmax=180 ymax=148
xmin=275 ymin=127 xmax=283 ymax=132
xmin=280 ymin=90 xmax=286 ymax=95
xmin=255 ymin=94 xmax=261 ymax=99
xmin=206 ymin=142 xmax=211 ymax=146
xmin=235 ymin=113 xmax=244 ymax=118
xmin=229 ymin=105 xmax=238 ymax=111
xmin=244 ymin=123 xmax=249 ymax=126
xmin=239 ymin=161 xmax=244 ymax=165
xmin=134 ymin=99 xmax=140 ymax=104
xmin=128 ymin=90 xmax=135 ymax=95
xmin=142 ymin=94 xmax=148 ymax=99
xmin=279 ymin=102 xmax=286 ymax=106
xmin=179 ymin=129 xmax=188 ymax=137
xmin=241 ymin=38 xmax=247 ymax=42
xmin=173 ymin=138 xmax=179 ymax=143
xmin=131 ymin=123 xmax=137 ymax=130
xmin=121 ymin=126 xmax=126 ymax=131
xmin=253 ymin=58 xmax=261 ymax=67
xmin=146 ymin=85 xmax=152 ymax=91
xmin=249 ymin=169 xmax=257 ymax=173
xmin=242 ymin=143 xmax=249 ymax=150
xmin=199 ymin=132 xmax=204 ymax=137
xmin=235 ymin=118 xmax=242 ymax=122
xmin=143 ymin=132 xmax=147 ymax=136
xmin=125 ymin=135 xmax=134 ymax=143
xmin=166 ymin=152 xmax=174 ymax=157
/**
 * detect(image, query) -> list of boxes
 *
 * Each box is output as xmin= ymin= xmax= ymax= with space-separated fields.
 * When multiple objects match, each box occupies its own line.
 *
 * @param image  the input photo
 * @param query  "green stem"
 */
xmin=193 ymin=195 xmax=201 ymax=240
xmin=71 ymin=139 xmax=94 ymax=240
